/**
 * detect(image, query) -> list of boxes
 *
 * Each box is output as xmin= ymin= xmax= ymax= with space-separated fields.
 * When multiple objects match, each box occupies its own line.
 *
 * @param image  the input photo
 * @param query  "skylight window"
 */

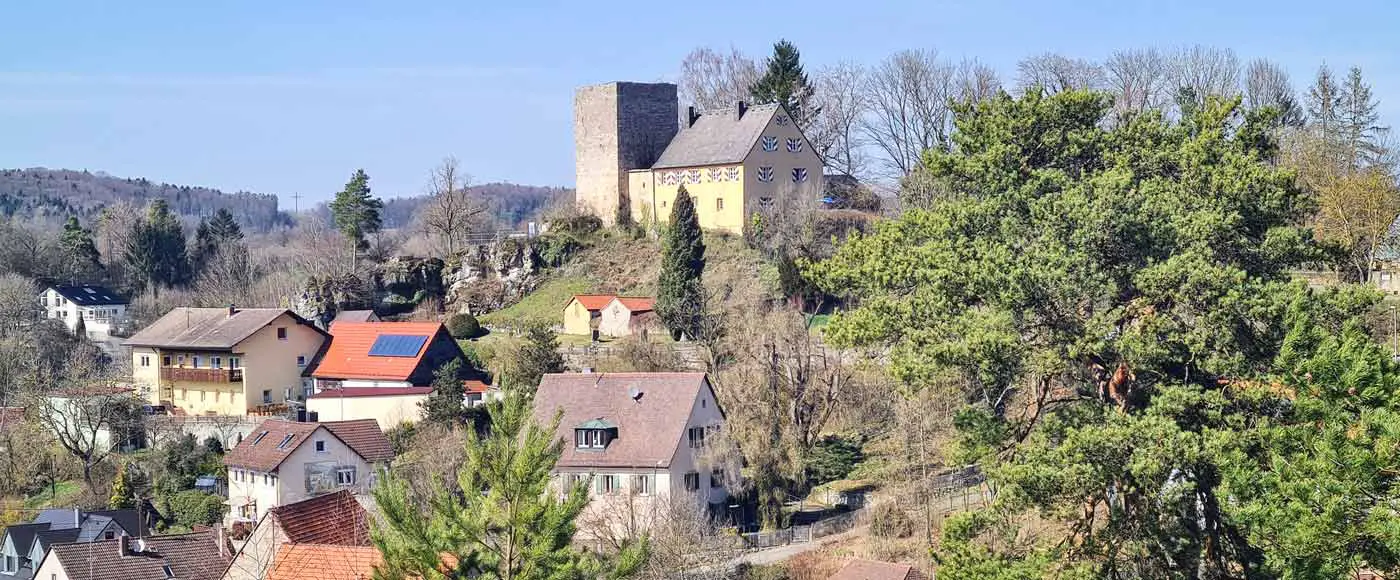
xmin=275 ymin=434 xmax=295 ymax=449
xmin=251 ymin=431 xmax=269 ymax=445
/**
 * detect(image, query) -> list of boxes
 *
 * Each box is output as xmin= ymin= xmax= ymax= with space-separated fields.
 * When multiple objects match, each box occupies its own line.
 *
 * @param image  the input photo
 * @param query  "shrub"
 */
xmin=806 ymin=435 xmax=864 ymax=485
xmin=385 ymin=422 xmax=417 ymax=456
xmin=165 ymin=490 xmax=225 ymax=528
xmin=446 ymin=313 xmax=485 ymax=339
xmin=870 ymin=502 xmax=914 ymax=539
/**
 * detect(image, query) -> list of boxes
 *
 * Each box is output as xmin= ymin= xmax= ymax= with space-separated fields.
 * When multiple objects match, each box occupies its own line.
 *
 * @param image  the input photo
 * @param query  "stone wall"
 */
xmin=574 ymin=82 xmax=678 ymax=226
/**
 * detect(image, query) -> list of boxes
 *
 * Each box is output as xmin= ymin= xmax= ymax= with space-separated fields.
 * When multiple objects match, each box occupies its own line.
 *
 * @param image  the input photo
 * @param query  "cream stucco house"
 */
xmin=39 ymin=284 xmax=128 ymax=338
xmin=531 ymin=372 xmax=732 ymax=539
xmin=125 ymin=307 xmax=329 ymax=416
xmin=223 ymin=417 xmax=393 ymax=524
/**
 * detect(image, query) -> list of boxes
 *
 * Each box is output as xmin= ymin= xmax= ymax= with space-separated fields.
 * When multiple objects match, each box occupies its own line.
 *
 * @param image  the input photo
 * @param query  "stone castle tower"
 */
xmin=573 ymin=82 xmax=679 ymax=226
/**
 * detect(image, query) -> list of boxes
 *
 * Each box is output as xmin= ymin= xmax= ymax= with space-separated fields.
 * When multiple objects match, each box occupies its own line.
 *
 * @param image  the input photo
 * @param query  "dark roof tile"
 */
xmin=44 ymin=530 xmax=231 ymax=580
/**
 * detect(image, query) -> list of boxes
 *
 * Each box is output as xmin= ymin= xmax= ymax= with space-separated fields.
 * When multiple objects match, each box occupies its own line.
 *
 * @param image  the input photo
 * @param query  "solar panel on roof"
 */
xmin=368 ymin=334 xmax=430 ymax=357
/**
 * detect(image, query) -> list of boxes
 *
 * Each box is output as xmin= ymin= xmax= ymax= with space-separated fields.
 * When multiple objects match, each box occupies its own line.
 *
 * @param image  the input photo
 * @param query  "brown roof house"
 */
xmin=828 ymin=559 xmax=926 ymax=580
xmin=597 ymin=297 xmax=660 ymax=338
xmin=222 ymin=490 xmax=372 ymax=580
xmin=125 ymin=306 xmax=329 ymax=416
xmin=224 ymin=417 xmax=392 ymax=525
xmin=531 ymin=372 xmax=732 ymax=540
xmin=34 ymin=530 xmax=232 ymax=580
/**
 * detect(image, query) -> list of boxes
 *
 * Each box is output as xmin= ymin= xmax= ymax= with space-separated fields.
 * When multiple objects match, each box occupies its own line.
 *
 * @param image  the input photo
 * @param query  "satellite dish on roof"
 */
xmin=628 ymin=387 xmax=643 ymax=402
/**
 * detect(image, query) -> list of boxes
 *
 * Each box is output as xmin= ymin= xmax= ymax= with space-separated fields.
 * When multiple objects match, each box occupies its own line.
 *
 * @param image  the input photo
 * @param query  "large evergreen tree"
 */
xmin=58 ymin=216 xmax=102 ymax=281
xmin=749 ymin=39 xmax=817 ymax=126
xmin=372 ymin=393 xmax=645 ymax=579
xmin=812 ymin=90 xmax=1380 ymax=577
xmin=656 ymin=186 xmax=706 ymax=341
xmin=420 ymin=357 xmax=466 ymax=425
xmin=124 ymin=199 xmax=189 ymax=292
xmin=502 ymin=324 xmax=565 ymax=396
xmin=329 ymin=169 xmax=384 ymax=269
xmin=191 ymin=208 xmax=245 ymax=266
xmin=1340 ymin=66 xmax=1389 ymax=169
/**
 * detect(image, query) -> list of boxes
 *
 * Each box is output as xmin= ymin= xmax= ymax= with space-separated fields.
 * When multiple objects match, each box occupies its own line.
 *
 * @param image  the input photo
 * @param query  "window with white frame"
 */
xmin=337 ymin=467 xmax=357 ymax=486
xmin=633 ymin=474 xmax=652 ymax=495
xmin=684 ymin=472 xmax=700 ymax=491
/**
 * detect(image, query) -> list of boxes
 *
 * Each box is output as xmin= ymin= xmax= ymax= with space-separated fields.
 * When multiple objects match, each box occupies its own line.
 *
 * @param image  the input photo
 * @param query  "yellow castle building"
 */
xmin=574 ymin=82 xmax=823 ymax=235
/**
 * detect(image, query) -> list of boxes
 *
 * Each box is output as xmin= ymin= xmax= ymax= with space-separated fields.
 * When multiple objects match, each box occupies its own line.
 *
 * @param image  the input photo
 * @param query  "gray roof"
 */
xmin=124 ymin=307 xmax=323 ymax=349
xmin=2 ymin=523 xmax=48 ymax=556
xmin=652 ymin=103 xmax=781 ymax=169
xmin=333 ymin=310 xmax=379 ymax=323
xmin=49 ymin=284 xmax=128 ymax=306
xmin=33 ymin=528 xmax=80 ymax=553
xmin=32 ymin=509 xmax=77 ymax=528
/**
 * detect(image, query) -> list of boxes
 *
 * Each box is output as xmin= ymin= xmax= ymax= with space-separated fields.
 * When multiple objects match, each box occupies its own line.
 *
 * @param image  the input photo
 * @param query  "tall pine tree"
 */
xmin=191 ymin=208 xmax=245 ymax=266
xmin=656 ymin=186 xmax=706 ymax=341
xmin=329 ymin=169 xmax=384 ymax=270
xmin=1340 ymin=66 xmax=1389 ymax=169
xmin=749 ymin=39 xmax=817 ymax=127
xmin=372 ymin=393 xmax=645 ymax=579
xmin=124 ymin=199 xmax=189 ymax=294
xmin=58 ymin=216 xmax=102 ymax=281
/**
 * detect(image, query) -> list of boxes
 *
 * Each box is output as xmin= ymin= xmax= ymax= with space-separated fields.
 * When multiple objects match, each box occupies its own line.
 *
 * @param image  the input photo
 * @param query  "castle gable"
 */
xmin=652 ymin=103 xmax=779 ymax=169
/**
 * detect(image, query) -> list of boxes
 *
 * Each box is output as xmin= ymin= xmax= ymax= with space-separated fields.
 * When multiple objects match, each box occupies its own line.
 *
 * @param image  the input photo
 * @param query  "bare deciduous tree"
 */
xmin=1016 ymin=52 xmax=1104 ymax=94
xmin=1245 ymin=58 xmax=1304 ymax=127
xmin=288 ymin=217 xmax=358 ymax=279
xmin=809 ymin=62 xmax=870 ymax=179
xmin=1105 ymin=48 xmax=1170 ymax=115
xmin=418 ymin=157 xmax=487 ymax=257
xmin=1169 ymin=45 xmax=1241 ymax=112
xmin=0 ymin=274 xmax=36 ymax=336
xmin=30 ymin=355 xmax=144 ymax=493
xmin=678 ymin=46 xmax=761 ymax=111
xmin=193 ymin=244 xmax=262 ymax=307
xmin=862 ymin=49 xmax=956 ymax=177
xmin=954 ymin=58 xmax=1002 ymax=105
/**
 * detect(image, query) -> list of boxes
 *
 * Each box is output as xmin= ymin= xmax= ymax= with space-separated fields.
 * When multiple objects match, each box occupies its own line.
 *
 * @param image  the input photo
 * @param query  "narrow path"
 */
xmin=724 ymin=524 xmax=870 ymax=568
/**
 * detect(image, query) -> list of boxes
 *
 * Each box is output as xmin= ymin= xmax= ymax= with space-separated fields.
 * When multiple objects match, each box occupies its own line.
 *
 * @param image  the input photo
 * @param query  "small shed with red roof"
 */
xmin=598 ymin=296 xmax=659 ymax=337
xmin=563 ymin=294 xmax=617 ymax=335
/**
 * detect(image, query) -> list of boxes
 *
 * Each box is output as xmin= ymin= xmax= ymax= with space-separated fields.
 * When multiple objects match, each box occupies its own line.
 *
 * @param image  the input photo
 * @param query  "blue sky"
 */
xmin=2 ymin=0 xmax=1396 ymax=206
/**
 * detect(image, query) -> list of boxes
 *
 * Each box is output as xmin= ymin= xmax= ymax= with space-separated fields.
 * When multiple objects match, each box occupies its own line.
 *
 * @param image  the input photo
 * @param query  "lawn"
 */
xmin=24 ymin=480 xmax=81 ymax=510
xmin=479 ymin=276 xmax=594 ymax=327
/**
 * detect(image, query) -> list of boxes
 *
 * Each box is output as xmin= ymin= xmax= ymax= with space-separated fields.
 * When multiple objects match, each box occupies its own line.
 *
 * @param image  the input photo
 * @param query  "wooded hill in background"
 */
xmin=0 ymin=168 xmax=289 ymax=231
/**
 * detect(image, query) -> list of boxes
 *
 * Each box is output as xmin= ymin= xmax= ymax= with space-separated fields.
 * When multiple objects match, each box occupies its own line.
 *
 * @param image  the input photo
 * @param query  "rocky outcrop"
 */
xmin=446 ymin=237 xmax=542 ymax=314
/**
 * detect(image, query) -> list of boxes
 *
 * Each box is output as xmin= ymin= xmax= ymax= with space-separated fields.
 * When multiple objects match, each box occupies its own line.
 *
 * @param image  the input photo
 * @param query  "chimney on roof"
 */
xmin=118 ymin=534 xmax=132 ymax=557
xmin=687 ymin=106 xmax=700 ymax=128
xmin=216 ymin=524 xmax=229 ymax=559
xmin=735 ymin=101 xmax=747 ymax=120
xmin=296 ymin=408 xmax=307 ymax=422
xmin=227 ymin=303 xmax=237 ymax=318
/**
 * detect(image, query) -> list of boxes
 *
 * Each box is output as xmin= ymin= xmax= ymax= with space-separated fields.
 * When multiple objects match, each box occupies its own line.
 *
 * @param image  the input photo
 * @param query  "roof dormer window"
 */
xmin=574 ymin=418 xmax=616 ymax=450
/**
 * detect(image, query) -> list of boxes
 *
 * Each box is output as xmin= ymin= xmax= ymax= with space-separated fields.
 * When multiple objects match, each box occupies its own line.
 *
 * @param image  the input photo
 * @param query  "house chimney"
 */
xmin=216 ymin=524 xmax=229 ymax=559
xmin=227 ymin=303 xmax=237 ymax=318
xmin=118 ymin=534 xmax=131 ymax=557
xmin=687 ymin=106 xmax=700 ymax=128
xmin=735 ymin=101 xmax=747 ymax=120
xmin=296 ymin=409 xmax=307 ymax=423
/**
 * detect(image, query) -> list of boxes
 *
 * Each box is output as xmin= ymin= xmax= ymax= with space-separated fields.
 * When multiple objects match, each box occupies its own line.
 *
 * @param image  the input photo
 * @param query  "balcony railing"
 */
xmin=159 ymin=367 xmax=244 ymax=383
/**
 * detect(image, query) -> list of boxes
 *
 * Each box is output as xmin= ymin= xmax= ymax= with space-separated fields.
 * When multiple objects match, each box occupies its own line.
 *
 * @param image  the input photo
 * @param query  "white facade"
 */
xmin=225 ymin=426 xmax=376 ymax=524
xmin=306 ymin=393 xmax=427 ymax=430
xmin=39 ymin=287 xmax=127 ymax=338
xmin=0 ymin=534 xmax=20 ymax=579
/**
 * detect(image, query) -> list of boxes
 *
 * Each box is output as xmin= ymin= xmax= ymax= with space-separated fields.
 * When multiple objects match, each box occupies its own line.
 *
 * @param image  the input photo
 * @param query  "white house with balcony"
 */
xmin=39 ymin=284 xmax=128 ymax=338
xmin=222 ymin=417 xmax=393 ymax=525
xmin=531 ymin=372 xmax=733 ymax=540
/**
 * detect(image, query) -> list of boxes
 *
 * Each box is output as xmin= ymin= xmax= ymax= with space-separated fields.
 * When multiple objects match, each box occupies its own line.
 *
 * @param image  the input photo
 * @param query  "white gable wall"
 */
xmin=225 ymin=425 xmax=374 ymax=525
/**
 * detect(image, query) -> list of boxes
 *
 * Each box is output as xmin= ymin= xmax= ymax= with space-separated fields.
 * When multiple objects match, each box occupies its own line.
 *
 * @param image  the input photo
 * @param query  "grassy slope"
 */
xmin=478 ymin=276 xmax=593 ymax=327
xmin=24 ymin=480 xmax=81 ymax=510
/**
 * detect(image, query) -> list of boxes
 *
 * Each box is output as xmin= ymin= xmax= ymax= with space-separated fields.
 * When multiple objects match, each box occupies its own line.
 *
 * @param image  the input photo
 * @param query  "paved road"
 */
xmin=723 ymin=524 xmax=870 ymax=568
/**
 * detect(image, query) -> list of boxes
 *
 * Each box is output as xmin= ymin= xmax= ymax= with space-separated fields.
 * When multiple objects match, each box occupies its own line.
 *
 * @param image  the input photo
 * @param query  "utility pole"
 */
xmin=289 ymin=193 xmax=303 ymax=214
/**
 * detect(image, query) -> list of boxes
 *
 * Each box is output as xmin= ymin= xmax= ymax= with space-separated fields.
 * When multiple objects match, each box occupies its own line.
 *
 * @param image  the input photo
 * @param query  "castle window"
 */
xmin=761 ymin=136 xmax=779 ymax=152
xmin=757 ymin=166 xmax=774 ymax=183
xmin=792 ymin=168 xmax=808 ymax=183
xmin=716 ymin=198 xmax=724 ymax=211
xmin=786 ymin=138 xmax=803 ymax=153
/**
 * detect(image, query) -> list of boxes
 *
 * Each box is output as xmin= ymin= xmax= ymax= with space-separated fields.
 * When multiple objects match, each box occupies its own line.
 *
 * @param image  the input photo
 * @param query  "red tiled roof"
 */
xmin=464 ymin=379 xmax=491 ymax=394
xmin=532 ymin=372 xmax=713 ymax=469
xmin=307 ymin=387 xmax=433 ymax=399
xmin=45 ymin=530 xmax=231 ymax=580
xmin=614 ymin=297 xmax=655 ymax=312
xmin=224 ymin=419 xmax=321 ymax=472
xmin=269 ymin=490 xmax=371 ymax=546
xmin=570 ymin=294 xmax=616 ymax=311
xmin=323 ymin=419 xmax=394 ymax=464
xmin=828 ymin=559 xmax=922 ymax=580
xmin=311 ymin=322 xmax=447 ymax=381
xmin=268 ymin=544 xmax=381 ymax=580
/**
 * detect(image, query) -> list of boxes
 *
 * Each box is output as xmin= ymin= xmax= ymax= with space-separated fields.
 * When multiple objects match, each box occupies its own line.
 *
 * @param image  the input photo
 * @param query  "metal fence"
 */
xmin=736 ymin=505 xmax=870 ymax=549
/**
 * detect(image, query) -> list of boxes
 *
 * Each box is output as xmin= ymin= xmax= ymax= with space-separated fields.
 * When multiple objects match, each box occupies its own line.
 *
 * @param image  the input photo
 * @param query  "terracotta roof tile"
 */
xmin=45 ymin=530 xmax=231 ymax=580
xmin=268 ymin=544 xmax=381 ymax=580
xmin=531 ymin=372 xmax=712 ymax=469
xmin=828 ymin=559 xmax=922 ymax=580
xmin=613 ymin=297 xmax=655 ymax=312
xmin=125 ymin=307 xmax=323 ymax=349
xmin=323 ymin=420 xmax=394 ymax=464
xmin=570 ymin=295 xmax=616 ymax=311
xmin=311 ymin=322 xmax=451 ymax=382
xmin=224 ymin=419 xmax=321 ymax=472
xmin=270 ymin=490 xmax=371 ymax=546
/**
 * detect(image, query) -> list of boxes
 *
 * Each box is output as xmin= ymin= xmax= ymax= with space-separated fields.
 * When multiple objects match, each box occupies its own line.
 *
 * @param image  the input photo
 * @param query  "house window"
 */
xmin=192 ymin=356 xmax=201 ymax=368
xmin=633 ymin=475 xmax=652 ymax=496
xmin=575 ymin=429 xmax=609 ymax=449
xmin=212 ymin=357 xmax=222 ymax=369
xmin=140 ymin=355 xmax=150 ymax=367
xmin=716 ymin=198 xmax=724 ymax=211
xmin=595 ymin=474 xmax=620 ymax=494
xmin=684 ymin=472 xmax=700 ymax=491
xmin=262 ymin=390 xmax=272 ymax=404
xmin=162 ymin=355 xmax=171 ymax=366
xmin=277 ymin=327 xmax=288 ymax=340
xmin=688 ymin=427 xmax=706 ymax=448
xmin=200 ymin=390 xmax=206 ymax=402
xmin=177 ymin=354 xmax=185 ymax=366
xmin=336 ymin=467 xmax=357 ymax=486
xmin=104 ymin=530 xmax=114 ymax=540
xmin=296 ymin=355 xmax=306 ymax=367
xmin=230 ymin=357 xmax=241 ymax=369
xmin=792 ymin=167 xmax=808 ymax=183
xmin=315 ymin=440 xmax=326 ymax=453
xmin=711 ymin=469 xmax=725 ymax=488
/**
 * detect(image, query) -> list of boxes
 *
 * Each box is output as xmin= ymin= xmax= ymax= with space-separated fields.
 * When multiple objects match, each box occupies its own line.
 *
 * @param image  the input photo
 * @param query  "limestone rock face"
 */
xmin=446 ymin=238 xmax=541 ymax=314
